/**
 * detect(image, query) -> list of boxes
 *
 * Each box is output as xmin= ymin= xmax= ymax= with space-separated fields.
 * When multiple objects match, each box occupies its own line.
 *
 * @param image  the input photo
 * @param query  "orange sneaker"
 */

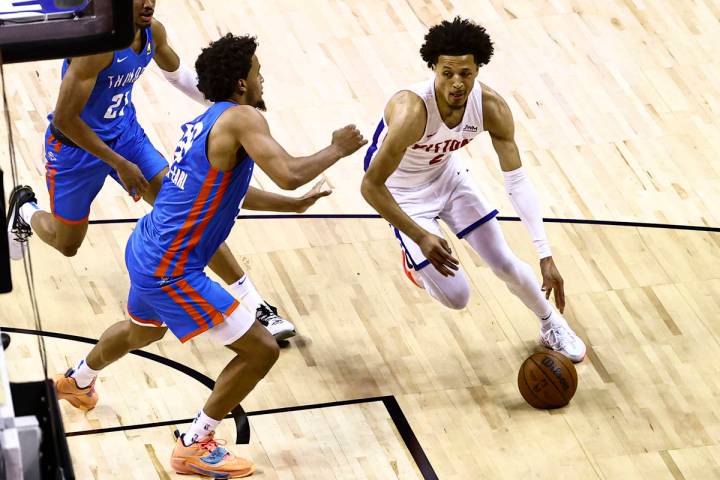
xmin=53 ymin=369 xmax=98 ymax=411
xmin=171 ymin=432 xmax=255 ymax=478
xmin=402 ymin=251 xmax=424 ymax=289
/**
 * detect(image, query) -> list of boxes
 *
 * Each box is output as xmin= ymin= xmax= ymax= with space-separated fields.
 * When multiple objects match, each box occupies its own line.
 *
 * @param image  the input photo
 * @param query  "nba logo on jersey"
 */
xmin=146 ymin=42 xmax=152 ymax=55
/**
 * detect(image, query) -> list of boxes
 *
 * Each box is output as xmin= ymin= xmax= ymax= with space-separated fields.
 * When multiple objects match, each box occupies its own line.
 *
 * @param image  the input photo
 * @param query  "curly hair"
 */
xmin=420 ymin=17 xmax=494 ymax=68
xmin=195 ymin=33 xmax=258 ymax=102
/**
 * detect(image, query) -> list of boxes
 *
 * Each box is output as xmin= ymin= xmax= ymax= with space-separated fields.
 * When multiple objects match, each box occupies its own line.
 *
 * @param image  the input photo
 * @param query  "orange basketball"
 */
xmin=517 ymin=351 xmax=578 ymax=409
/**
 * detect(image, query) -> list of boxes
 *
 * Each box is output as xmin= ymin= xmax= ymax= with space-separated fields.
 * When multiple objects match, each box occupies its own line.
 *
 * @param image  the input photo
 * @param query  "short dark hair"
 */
xmin=195 ymin=33 xmax=258 ymax=102
xmin=420 ymin=17 xmax=494 ymax=69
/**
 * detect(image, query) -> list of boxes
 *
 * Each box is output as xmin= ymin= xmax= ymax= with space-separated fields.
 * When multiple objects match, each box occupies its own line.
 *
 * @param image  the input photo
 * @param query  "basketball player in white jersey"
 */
xmin=362 ymin=17 xmax=585 ymax=362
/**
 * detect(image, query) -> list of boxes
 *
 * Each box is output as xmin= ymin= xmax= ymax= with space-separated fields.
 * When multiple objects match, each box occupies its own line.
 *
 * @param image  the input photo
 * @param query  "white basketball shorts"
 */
xmin=389 ymin=160 xmax=498 ymax=271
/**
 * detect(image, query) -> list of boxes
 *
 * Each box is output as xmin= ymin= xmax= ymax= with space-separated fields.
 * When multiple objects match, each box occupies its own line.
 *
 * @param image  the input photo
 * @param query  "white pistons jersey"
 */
xmin=364 ymin=77 xmax=485 ymax=188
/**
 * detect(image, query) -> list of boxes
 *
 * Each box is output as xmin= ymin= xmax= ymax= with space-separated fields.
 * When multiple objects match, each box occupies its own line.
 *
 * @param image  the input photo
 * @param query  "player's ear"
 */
xmin=237 ymin=78 xmax=247 ymax=96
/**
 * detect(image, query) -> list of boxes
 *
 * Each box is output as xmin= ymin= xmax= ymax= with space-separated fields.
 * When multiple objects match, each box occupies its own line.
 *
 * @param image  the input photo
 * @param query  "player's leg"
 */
xmin=462 ymin=218 xmax=553 ymax=316
xmin=172 ymin=316 xmax=275 ymax=478
xmin=145 ymin=273 xmax=275 ymax=477
xmin=445 ymin=178 xmax=586 ymax=362
xmin=414 ymin=263 xmax=471 ymax=310
xmin=394 ymin=218 xmax=472 ymax=310
xmin=54 ymin=321 xmax=167 ymax=410
xmin=208 ymin=244 xmax=296 ymax=340
xmin=125 ymin=128 xmax=295 ymax=340
xmin=7 ymin=129 xmax=108 ymax=258
xmin=54 ymin=285 xmax=168 ymax=410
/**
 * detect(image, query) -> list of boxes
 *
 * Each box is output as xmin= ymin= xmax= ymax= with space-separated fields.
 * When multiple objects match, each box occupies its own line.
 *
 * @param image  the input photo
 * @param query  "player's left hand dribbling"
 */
xmin=294 ymin=177 xmax=333 ymax=213
xmin=540 ymin=256 xmax=565 ymax=313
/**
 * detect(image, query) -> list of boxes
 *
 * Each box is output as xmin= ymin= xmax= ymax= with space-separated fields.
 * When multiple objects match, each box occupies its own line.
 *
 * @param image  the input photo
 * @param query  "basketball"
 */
xmin=518 ymin=351 xmax=578 ymax=409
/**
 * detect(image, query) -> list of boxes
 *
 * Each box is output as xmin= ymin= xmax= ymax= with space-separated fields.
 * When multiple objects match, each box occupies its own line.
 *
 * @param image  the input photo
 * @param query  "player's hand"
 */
xmin=540 ymin=256 xmax=565 ymax=313
xmin=418 ymin=233 xmax=459 ymax=277
xmin=331 ymin=125 xmax=368 ymax=157
xmin=116 ymin=160 xmax=149 ymax=201
xmin=294 ymin=177 xmax=333 ymax=213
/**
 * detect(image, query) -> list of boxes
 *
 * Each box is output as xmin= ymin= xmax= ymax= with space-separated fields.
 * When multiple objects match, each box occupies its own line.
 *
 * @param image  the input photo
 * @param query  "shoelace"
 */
xmin=198 ymin=433 xmax=230 ymax=459
xmin=256 ymin=303 xmax=283 ymax=326
xmin=542 ymin=325 xmax=574 ymax=349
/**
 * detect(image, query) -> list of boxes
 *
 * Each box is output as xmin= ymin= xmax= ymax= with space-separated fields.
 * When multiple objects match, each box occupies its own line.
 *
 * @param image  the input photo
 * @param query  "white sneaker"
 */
xmin=256 ymin=302 xmax=296 ymax=341
xmin=539 ymin=314 xmax=586 ymax=363
xmin=6 ymin=185 xmax=36 ymax=261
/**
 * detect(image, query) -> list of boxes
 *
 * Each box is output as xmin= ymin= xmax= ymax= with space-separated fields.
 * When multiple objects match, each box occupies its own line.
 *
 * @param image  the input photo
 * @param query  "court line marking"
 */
xmin=7 ymin=215 xmax=717 ymax=480
xmin=2 ymin=327 xmax=439 ymax=480
xmin=86 ymin=214 xmax=720 ymax=233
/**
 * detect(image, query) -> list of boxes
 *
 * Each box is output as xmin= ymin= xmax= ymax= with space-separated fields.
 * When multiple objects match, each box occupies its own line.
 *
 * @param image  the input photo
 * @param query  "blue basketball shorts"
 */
xmin=126 ymin=269 xmax=251 ymax=344
xmin=43 ymin=121 xmax=167 ymax=224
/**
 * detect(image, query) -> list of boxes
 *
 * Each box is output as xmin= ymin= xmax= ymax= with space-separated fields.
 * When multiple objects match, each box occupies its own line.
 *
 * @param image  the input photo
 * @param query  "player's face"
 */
xmin=133 ymin=0 xmax=155 ymax=28
xmin=433 ymin=55 xmax=479 ymax=110
xmin=240 ymin=55 xmax=266 ymax=111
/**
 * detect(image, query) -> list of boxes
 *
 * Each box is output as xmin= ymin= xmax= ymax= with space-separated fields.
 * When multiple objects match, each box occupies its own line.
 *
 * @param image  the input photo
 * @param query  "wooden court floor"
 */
xmin=2 ymin=1 xmax=720 ymax=479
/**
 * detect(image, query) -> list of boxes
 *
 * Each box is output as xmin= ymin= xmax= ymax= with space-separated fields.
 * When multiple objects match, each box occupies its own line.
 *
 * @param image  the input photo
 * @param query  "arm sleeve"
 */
xmin=503 ymin=167 xmax=552 ymax=259
xmin=161 ymin=63 xmax=210 ymax=106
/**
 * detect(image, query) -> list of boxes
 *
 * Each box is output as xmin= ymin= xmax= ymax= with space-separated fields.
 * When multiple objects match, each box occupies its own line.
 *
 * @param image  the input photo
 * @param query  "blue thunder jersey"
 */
xmin=126 ymin=101 xmax=254 ymax=283
xmin=49 ymin=26 xmax=154 ymax=141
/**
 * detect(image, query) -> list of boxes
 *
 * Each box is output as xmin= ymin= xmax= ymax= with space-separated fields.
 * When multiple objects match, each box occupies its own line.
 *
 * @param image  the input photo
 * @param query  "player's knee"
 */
xmin=254 ymin=333 xmax=280 ymax=373
xmin=492 ymin=258 xmax=519 ymax=283
xmin=127 ymin=324 xmax=167 ymax=348
xmin=229 ymin=326 xmax=279 ymax=375
xmin=55 ymin=236 xmax=84 ymax=257
xmin=427 ymin=277 xmax=470 ymax=310
xmin=142 ymin=326 xmax=168 ymax=346
xmin=57 ymin=243 xmax=80 ymax=257
xmin=442 ymin=282 xmax=470 ymax=310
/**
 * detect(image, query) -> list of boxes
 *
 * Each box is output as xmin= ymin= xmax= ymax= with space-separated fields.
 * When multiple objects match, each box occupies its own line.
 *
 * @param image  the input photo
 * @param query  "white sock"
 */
xmin=71 ymin=358 xmax=100 ymax=389
xmin=227 ymin=274 xmax=263 ymax=310
xmin=539 ymin=310 xmax=554 ymax=331
xmin=19 ymin=202 xmax=40 ymax=226
xmin=182 ymin=410 xmax=221 ymax=446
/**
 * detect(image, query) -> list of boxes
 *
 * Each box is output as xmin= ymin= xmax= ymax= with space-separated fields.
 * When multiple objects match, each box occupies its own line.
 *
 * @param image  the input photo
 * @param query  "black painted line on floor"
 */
xmin=87 ymin=214 xmax=720 ymax=233
xmin=4 ymin=328 xmax=439 ymax=479
xmin=383 ymin=396 xmax=439 ymax=480
xmin=2 ymin=327 xmax=215 ymax=389
xmin=65 ymin=395 xmax=439 ymax=480
xmin=66 ymin=396 xmax=392 ymax=437
xmin=4 ymin=328 xmax=248 ymax=441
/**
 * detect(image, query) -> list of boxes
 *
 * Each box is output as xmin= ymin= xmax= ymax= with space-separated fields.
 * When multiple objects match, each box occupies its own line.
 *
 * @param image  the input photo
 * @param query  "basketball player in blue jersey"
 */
xmin=54 ymin=33 xmax=366 ymax=477
xmin=5 ymin=0 xmax=312 ymax=339
xmin=362 ymin=18 xmax=586 ymax=362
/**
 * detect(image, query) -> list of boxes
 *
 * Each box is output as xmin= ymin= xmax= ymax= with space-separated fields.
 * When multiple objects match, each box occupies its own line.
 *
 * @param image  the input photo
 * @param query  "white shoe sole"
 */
xmin=273 ymin=329 xmax=297 ymax=342
xmin=7 ymin=211 xmax=27 ymax=261
xmin=539 ymin=338 xmax=586 ymax=363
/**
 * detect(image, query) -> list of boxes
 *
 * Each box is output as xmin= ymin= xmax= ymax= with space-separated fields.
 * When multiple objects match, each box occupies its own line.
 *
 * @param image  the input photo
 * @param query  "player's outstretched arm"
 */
xmin=243 ymin=178 xmax=332 ymax=213
xmin=53 ymin=53 xmax=149 ymax=198
xmin=483 ymin=84 xmax=565 ymax=310
xmin=152 ymin=19 xmax=209 ymax=106
xmin=229 ymin=106 xmax=366 ymax=190
xmin=361 ymin=92 xmax=459 ymax=276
